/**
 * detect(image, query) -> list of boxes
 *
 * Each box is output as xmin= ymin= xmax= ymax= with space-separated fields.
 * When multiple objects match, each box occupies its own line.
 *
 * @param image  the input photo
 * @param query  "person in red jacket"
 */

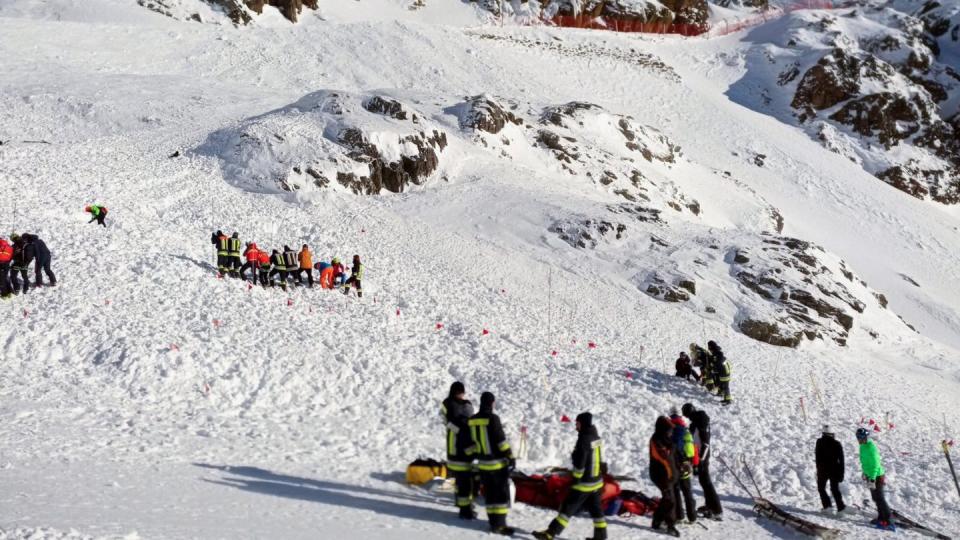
xmin=240 ymin=243 xmax=260 ymax=283
xmin=0 ymin=237 xmax=13 ymax=298
xmin=257 ymin=249 xmax=271 ymax=287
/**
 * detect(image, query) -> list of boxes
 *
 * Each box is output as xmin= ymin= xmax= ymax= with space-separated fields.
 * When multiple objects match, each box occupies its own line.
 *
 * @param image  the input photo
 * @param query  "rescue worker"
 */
xmin=257 ymin=249 xmax=271 ymax=288
xmin=815 ymin=425 xmax=846 ymax=514
xmin=440 ymin=382 xmax=477 ymax=520
xmin=690 ymin=343 xmax=714 ymax=393
xmin=214 ymin=231 xmax=230 ymax=276
xmin=269 ymin=249 xmax=287 ymax=289
xmin=85 ymin=204 xmax=108 ymax=227
xmin=533 ymin=412 xmax=607 ymax=540
xmin=468 ymin=392 xmax=515 ymax=536
xmin=708 ymin=341 xmax=732 ymax=405
xmin=9 ymin=234 xmax=34 ymax=295
xmin=649 ymin=416 xmax=680 ymax=537
xmin=670 ymin=409 xmax=697 ymax=524
xmin=0 ymin=236 xmax=14 ymax=298
xmin=343 ymin=254 xmax=364 ymax=298
xmin=681 ymin=403 xmax=723 ymax=519
xmin=240 ymin=243 xmax=260 ymax=283
xmin=297 ymin=244 xmax=314 ymax=287
xmin=675 ymin=352 xmax=698 ymax=382
xmin=857 ymin=427 xmax=893 ymax=530
xmin=22 ymin=234 xmax=55 ymax=287
xmin=228 ymin=232 xmax=242 ymax=278
xmin=282 ymin=245 xmax=298 ymax=287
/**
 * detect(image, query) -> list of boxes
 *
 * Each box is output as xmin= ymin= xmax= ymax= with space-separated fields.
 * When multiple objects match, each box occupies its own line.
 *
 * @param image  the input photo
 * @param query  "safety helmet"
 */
xmin=855 ymin=427 xmax=870 ymax=441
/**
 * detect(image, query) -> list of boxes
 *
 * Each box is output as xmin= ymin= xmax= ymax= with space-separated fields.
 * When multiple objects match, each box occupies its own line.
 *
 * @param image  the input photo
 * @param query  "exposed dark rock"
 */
xmin=739 ymin=319 xmax=804 ymax=348
xmin=791 ymin=48 xmax=861 ymax=114
xmin=459 ymin=95 xmax=521 ymax=134
xmin=363 ymin=96 xmax=411 ymax=121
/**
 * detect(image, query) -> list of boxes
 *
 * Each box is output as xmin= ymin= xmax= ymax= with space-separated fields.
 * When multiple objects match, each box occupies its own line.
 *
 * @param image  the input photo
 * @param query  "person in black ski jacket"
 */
xmin=675 ymin=352 xmax=699 ymax=382
xmin=533 ymin=412 xmax=607 ymax=540
xmin=468 ymin=392 xmax=515 ymax=536
xmin=649 ymin=415 xmax=680 ymax=537
xmin=690 ymin=343 xmax=714 ymax=392
xmin=815 ymin=425 xmax=846 ymax=513
xmin=269 ymin=249 xmax=288 ymax=289
xmin=22 ymin=233 xmax=56 ymax=287
xmin=9 ymin=235 xmax=35 ymax=294
xmin=682 ymin=402 xmax=723 ymax=518
xmin=708 ymin=341 xmax=732 ymax=405
xmin=440 ymin=382 xmax=477 ymax=520
xmin=282 ymin=245 xmax=298 ymax=286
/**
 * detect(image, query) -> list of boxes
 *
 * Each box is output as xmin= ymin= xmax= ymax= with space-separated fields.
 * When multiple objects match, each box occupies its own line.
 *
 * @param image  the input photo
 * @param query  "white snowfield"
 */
xmin=1 ymin=0 xmax=959 ymax=539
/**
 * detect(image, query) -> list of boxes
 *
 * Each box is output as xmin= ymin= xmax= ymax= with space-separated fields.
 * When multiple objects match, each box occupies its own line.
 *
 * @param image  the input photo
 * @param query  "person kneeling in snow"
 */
xmin=675 ymin=352 xmax=699 ymax=382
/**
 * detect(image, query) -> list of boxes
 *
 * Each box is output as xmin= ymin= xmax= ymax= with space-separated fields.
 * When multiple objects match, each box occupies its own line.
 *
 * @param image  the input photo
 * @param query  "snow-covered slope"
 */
xmin=1 ymin=0 xmax=959 ymax=538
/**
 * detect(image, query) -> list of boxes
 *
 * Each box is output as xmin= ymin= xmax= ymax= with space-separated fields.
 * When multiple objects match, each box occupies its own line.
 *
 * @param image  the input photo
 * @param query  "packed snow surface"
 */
xmin=1 ymin=0 xmax=959 ymax=538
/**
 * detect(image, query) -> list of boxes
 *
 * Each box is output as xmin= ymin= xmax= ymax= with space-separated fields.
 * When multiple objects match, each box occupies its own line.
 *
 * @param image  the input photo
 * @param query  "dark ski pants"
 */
xmin=698 ymin=458 xmax=723 ymax=515
xmin=719 ymin=380 xmax=732 ymax=403
xmin=546 ymin=488 xmax=607 ymax=540
xmin=817 ymin=472 xmax=845 ymax=511
xmin=34 ymin=256 xmax=56 ymax=286
xmin=344 ymin=276 xmax=362 ymax=298
xmin=217 ymin=254 xmax=229 ymax=275
xmin=10 ymin=266 xmax=29 ymax=294
xmin=295 ymin=268 xmax=313 ymax=287
xmin=0 ymin=263 xmax=11 ymax=295
xmin=870 ymin=477 xmax=891 ymax=524
xmin=479 ymin=468 xmax=511 ymax=530
xmin=239 ymin=262 xmax=259 ymax=282
xmin=89 ymin=215 xmax=106 ymax=227
xmin=452 ymin=470 xmax=475 ymax=517
xmin=674 ymin=475 xmax=698 ymax=522
xmin=269 ymin=269 xmax=288 ymax=287
xmin=652 ymin=483 xmax=677 ymax=529
xmin=228 ymin=256 xmax=241 ymax=276
xmin=258 ymin=269 xmax=270 ymax=287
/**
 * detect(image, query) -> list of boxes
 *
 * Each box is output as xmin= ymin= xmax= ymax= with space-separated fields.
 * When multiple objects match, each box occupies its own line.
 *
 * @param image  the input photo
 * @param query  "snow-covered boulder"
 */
xmin=196 ymin=90 xmax=448 ymax=195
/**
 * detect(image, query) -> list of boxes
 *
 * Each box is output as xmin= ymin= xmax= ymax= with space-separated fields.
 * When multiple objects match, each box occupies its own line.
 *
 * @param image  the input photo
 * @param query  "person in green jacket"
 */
xmin=856 ymin=427 xmax=893 ymax=530
xmin=85 ymin=205 xmax=108 ymax=227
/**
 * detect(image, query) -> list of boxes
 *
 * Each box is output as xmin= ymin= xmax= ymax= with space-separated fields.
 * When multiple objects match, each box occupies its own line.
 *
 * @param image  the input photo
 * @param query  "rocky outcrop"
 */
xmin=731 ymin=235 xmax=869 ymax=347
xmin=196 ymin=90 xmax=448 ymax=195
xmin=643 ymin=274 xmax=697 ymax=303
xmin=470 ymin=0 xmax=709 ymax=27
xmin=138 ymin=0 xmax=317 ymax=24
xmin=551 ymin=217 xmax=627 ymax=249
xmin=457 ymin=95 xmax=522 ymax=135
xmin=781 ymin=7 xmax=960 ymax=204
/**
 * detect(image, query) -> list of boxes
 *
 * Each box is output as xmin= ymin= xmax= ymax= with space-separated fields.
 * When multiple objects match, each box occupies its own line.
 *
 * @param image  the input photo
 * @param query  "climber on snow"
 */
xmin=682 ymin=403 xmax=722 ymax=519
xmin=21 ymin=233 xmax=55 ymax=287
xmin=343 ymin=254 xmax=364 ymax=298
xmin=857 ymin=427 xmax=893 ymax=530
xmin=649 ymin=415 xmax=680 ymax=537
xmin=815 ymin=425 xmax=846 ymax=514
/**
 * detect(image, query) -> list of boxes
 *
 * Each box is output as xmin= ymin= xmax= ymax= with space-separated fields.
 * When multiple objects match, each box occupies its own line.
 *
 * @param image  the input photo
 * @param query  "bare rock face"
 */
xmin=139 ymin=0 xmax=317 ymax=24
xmin=243 ymin=0 xmax=317 ymax=23
xmin=791 ymin=48 xmax=861 ymax=114
xmin=471 ymin=0 xmax=708 ymax=26
xmin=644 ymin=274 xmax=697 ymax=303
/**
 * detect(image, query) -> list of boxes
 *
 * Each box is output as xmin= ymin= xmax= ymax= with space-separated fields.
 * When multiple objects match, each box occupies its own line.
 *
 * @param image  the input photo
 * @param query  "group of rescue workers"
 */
xmin=674 ymin=340 xmax=733 ymax=406
xmin=210 ymin=230 xmax=364 ymax=297
xmin=441 ymin=355 xmax=896 ymax=537
xmin=0 ymin=233 xmax=56 ymax=299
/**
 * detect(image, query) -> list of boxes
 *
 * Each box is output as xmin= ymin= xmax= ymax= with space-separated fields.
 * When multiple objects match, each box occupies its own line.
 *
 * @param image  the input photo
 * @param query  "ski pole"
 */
xmin=716 ymin=454 xmax=757 ymax=500
xmin=800 ymin=397 xmax=807 ymax=422
xmin=944 ymin=440 xmax=960 ymax=500
xmin=741 ymin=454 xmax=764 ymax=499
